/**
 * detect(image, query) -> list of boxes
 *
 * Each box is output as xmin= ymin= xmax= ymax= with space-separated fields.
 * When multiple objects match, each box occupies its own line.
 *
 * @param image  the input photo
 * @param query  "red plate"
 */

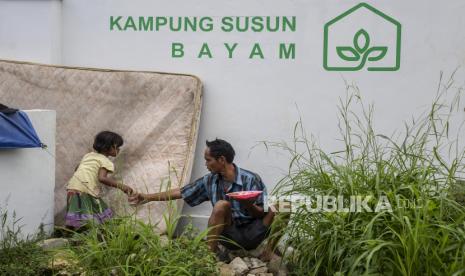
xmin=226 ymin=191 xmax=263 ymax=200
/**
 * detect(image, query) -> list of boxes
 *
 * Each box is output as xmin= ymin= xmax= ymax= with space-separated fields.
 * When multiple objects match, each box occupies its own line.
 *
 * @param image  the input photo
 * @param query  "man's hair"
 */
xmin=206 ymin=139 xmax=235 ymax=163
xmin=93 ymin=131 xmax=124 ymax=153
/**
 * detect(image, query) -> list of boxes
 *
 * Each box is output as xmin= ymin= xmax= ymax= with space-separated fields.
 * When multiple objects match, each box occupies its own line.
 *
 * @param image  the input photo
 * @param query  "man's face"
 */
xmin=204 ymin=148 xmax=224 ymax=173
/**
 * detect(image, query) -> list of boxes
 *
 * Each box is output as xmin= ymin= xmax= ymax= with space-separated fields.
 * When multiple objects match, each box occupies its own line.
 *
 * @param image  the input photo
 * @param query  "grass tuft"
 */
xmin=0 ymin=208 xmax=51 ymax=275
xmin=268 ymin=78 xmax=465 ymax=275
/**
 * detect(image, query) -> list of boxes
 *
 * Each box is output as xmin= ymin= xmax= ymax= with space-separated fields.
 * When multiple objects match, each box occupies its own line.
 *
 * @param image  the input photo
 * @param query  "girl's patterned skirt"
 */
xmin=65 ymin=190 xmax=113 ymax=228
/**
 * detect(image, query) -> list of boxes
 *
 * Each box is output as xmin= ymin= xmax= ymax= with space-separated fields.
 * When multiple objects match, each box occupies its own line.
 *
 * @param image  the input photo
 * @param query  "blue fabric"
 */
xmin=0 ymin=111 xmax=43 ymax=148
xmin=180 ymin=164 xmax=267 ymax=225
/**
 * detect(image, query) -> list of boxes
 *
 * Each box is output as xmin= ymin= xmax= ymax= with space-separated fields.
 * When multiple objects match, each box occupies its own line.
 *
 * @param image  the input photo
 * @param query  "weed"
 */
xmin=267 ymin=77 xmax=465 ymax=275
xmin=0 ymin=209 xmax=51 ymax=275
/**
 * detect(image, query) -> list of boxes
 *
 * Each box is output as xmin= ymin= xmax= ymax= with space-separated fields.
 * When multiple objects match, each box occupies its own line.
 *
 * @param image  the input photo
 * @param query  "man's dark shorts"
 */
xmin=220 ymin=218 xmax=270 ymax=250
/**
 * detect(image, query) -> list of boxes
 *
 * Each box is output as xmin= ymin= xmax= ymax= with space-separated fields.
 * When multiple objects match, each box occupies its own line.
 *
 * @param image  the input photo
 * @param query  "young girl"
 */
xmin=65 ymin=131 xmax=134 ymax=229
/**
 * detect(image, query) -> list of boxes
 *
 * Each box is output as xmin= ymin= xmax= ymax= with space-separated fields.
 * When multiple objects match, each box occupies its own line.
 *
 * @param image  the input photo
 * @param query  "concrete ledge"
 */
xmin=175 ymin=214 xmax=209 ymax=236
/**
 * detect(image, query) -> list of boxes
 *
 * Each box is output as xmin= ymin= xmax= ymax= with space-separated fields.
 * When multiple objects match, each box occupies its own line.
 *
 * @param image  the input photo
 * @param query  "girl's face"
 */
xmin=108 ymin=145 xmax=120 ymax=157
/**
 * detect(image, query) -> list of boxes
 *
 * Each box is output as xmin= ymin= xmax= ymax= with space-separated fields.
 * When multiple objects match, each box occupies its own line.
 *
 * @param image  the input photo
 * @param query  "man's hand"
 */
xmin=233 ymin=197 xmax=256 ymax=208
xmin=128 ymin=193 xmax=147 ymax=206
xmin=230 ymin=197 xmax=265 ymax=219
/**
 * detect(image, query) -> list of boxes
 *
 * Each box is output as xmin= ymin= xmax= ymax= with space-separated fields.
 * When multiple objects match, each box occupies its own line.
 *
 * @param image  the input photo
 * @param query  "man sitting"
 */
xmin=129 ymin=139 xmax=275 ymax=259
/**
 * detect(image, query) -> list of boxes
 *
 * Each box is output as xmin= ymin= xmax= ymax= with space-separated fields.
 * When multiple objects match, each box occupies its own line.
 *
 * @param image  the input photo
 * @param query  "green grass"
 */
xmin=267 ymin=77 xmax=465 ymax=275
xmin=0 ymin=209 xmax=51 ymax=276
xmin=66 ymin=160 xmax=219 ymax=275
xmin=59 ymin=202 xmax=217 ymax=276
xmin=2 ymin=174 xmax=217 ymax=276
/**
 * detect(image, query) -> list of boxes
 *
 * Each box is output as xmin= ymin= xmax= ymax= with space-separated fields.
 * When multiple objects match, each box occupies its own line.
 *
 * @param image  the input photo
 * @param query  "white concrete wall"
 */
xmin=59 ymin=0 xmax=465 ymax=221
xmin=1 ymin=0 xmax=465 ymax=225
xmin=0 ymin=0 xmax=62 ymax=64
xmin=0 ymin=110 xmax=56 ymax=238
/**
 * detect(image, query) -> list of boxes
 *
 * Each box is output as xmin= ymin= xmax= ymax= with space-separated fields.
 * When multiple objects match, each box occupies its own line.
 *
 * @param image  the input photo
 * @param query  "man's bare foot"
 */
xmin=259 ymin=249 xmax=280 ymax=262
xmin=215 ymin=245 xmax=232 ymax=262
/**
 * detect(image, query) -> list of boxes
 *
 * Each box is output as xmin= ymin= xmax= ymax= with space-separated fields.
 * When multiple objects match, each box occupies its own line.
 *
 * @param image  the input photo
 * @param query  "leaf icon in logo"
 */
xmin=333 ymin=29 xmax=389 ymax=70
xmin=366 ymin=46 xmax=388 ymax=61
xmin=353 ymin=29 xmax=370 ymax=54
xmin=336 ymin=46 xmax=360 ymax=61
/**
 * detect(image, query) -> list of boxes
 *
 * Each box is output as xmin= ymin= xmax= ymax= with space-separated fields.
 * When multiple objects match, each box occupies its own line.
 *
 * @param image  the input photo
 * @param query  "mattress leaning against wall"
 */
xmin=0 ymin=59 xmax=203 ymax=233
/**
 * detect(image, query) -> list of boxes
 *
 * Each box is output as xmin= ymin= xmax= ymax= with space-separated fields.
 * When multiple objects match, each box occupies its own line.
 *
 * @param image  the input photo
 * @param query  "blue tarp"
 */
xmin=0 ymin=111 xmax=43 ymax=148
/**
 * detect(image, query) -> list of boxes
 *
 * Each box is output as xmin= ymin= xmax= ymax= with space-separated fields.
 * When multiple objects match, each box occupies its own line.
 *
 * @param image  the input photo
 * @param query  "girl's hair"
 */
xmin=93 ymin=131 xmax=124 ymax=153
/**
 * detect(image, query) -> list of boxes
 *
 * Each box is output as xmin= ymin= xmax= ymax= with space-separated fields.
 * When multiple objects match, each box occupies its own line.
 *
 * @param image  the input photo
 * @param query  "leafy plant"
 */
xmin=268 ymin=76 xmax=465 ymax=275
xmin=0 ymin=208 xmax=51 ymax=275
xmin=61 ymin=210 xmax=217 ymax=275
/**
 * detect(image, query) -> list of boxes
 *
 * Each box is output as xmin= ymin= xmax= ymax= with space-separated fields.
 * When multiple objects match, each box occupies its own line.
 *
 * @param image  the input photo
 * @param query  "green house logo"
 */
xmin=323 ymin=3 xmax=401 ymax=71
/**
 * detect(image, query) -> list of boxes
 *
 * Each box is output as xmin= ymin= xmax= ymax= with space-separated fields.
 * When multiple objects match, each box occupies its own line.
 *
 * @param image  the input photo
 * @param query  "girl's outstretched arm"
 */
xmin=98 ymin=167 xmax=134 ymax=195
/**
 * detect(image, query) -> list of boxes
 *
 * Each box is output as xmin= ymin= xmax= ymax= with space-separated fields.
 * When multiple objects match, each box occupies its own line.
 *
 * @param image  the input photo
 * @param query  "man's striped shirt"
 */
xmin=180 ymin=164 xmax=267 ymax=225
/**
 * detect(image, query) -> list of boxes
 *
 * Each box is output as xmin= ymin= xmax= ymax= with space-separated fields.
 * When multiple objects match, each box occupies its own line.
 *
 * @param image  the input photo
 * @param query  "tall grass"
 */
xmin=269 ymin=77 xmax=465 ymax=275
xmin=0 ymin=208 xmax=50 ymax=275
xmin=57 ymin=153 xmax=216 ymax=275
xmin=61 ymin=205 xmax=217 ymax=275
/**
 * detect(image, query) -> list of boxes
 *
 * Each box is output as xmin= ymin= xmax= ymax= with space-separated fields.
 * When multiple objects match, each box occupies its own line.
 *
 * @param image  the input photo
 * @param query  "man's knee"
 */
xmin=212 ymin=200 xmax=231 ymax=216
